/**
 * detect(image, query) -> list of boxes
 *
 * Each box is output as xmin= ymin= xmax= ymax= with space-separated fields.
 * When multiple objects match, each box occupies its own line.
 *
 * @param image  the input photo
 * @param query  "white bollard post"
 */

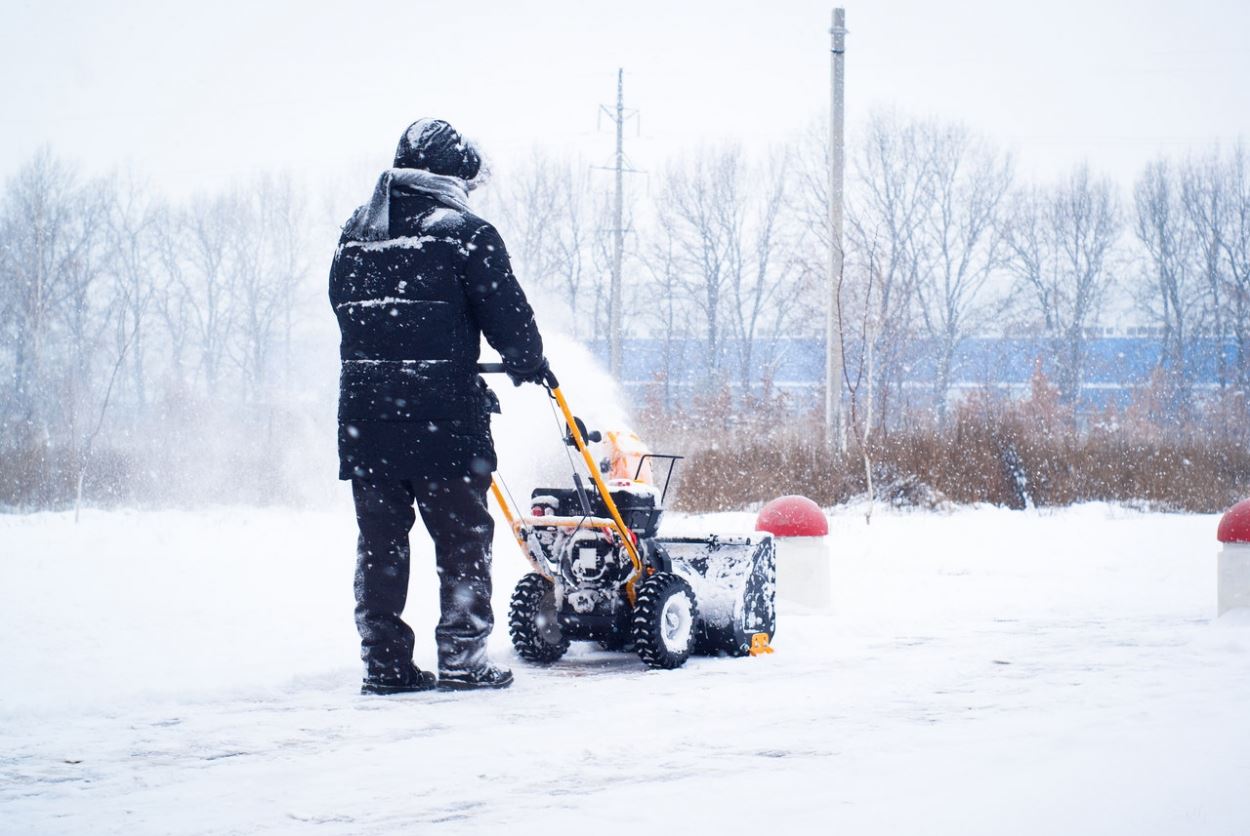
xmin=756 ymin=496 xmax=832 ymax=610
xmin=1218 ymin=498 xmax=1250 ymax=617
xmin=775 ymin=535 xmax=833 ymax=609
xmin=1219 ymin=544 xmax=1250 ymax=616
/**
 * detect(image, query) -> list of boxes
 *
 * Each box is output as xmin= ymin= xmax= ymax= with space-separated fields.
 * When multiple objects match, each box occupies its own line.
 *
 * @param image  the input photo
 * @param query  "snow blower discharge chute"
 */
xmin=479 ymin=363 xmax=776 ymax=670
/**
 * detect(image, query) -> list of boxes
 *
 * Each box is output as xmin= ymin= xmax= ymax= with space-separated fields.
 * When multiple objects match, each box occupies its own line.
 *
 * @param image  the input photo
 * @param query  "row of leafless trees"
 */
xmin=841 ymin=118 xmax=1248 ymax=432
xmin=3 ymin=113 xmax=1249 ymax=510
xmin=482 ymin=113 xmax=1249 ymax=436
xmin=1134 ymin=151 xmax=1250 ymax=402
xmin=0 ymin=150 xmax=317 ymax=509
xmin=477 ymin=145 xmax=824 ymax=412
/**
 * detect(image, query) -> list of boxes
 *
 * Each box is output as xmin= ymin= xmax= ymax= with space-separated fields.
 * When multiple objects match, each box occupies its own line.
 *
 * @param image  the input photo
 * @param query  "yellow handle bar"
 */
xmin=480 ymin=364 xmax=644 ymax=603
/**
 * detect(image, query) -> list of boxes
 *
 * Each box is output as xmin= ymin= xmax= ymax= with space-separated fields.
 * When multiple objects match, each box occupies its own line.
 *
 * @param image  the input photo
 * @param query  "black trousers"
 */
xmin=351 ymin=468 xmax=495 ymax=679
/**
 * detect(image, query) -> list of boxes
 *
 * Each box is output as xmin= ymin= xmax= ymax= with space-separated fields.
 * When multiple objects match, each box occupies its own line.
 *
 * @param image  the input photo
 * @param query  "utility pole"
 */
xmin=825 ymin=8 xmax=848 ymax=451
xmin=600 ymin=68 xmax=630 ymax=378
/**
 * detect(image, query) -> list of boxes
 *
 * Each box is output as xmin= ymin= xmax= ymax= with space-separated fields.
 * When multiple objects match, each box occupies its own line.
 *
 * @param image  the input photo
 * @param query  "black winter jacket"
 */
xmin=329 ymin=190 xmax=543 ymax=480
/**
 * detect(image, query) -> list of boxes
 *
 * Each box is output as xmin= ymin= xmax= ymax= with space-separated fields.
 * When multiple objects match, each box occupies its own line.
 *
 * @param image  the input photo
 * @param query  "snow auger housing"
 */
xmin=478 ymin=363 xmax=776 ymax=669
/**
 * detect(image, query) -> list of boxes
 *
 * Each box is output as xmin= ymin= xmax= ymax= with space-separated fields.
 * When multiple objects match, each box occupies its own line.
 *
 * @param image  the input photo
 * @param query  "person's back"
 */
xmin=331 ymin=188 xmax=541 ymax=478
xmin=329 ymin=118 xmax=549 ymax=695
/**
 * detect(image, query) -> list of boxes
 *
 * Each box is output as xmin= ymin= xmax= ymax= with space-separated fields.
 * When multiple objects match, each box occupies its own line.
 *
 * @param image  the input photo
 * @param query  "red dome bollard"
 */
xmin=757 ymin=496 xmax=831 ymax=608
xmin=1218 ymin=498 xmax=1250 ymax=616
xmin=757 ymin=495 xmax=830 ymax=538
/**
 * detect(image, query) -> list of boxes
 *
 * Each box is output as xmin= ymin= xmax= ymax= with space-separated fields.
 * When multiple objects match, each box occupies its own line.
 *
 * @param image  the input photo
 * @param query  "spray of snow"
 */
xmin=485 ymin=311 xmax=631 ymax=501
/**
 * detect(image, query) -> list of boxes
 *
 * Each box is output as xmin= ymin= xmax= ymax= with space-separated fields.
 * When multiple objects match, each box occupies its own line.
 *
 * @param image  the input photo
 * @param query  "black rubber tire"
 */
xmin=509 ymin=574 xmax=569 ymax=664
xmin=632 ymin=572 xmax=698 ymax=669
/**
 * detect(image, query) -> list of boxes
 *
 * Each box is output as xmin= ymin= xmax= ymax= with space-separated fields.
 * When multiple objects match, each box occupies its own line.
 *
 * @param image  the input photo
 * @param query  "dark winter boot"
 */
xmin=361 ymin=664 xmax=438 ymax=696
xmin=437 ymin=663 xmax=514 ymax=691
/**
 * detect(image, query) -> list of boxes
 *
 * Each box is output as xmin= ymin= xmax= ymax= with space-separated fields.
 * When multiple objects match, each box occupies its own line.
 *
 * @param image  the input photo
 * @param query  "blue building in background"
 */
xmin=592 ymin=336 xmax=1242 ymax=413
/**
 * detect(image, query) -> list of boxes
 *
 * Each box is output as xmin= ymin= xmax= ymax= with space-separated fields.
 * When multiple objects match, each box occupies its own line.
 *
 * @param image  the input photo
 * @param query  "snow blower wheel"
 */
xmin=509 ymin=573 xmax=569 ymax=663
xmin=632 ymin=572 xmax=698 ymax=669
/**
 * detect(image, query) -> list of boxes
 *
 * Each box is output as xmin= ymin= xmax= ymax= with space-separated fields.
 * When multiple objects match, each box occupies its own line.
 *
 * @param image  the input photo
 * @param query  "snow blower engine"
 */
xmin=479 ymin=363 xmax=776 ymax=669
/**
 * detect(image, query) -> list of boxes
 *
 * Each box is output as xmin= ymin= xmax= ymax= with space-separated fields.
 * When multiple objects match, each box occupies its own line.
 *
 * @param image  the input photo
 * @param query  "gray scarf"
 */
xmin=344 ymin=168 xmax=471 ymax=242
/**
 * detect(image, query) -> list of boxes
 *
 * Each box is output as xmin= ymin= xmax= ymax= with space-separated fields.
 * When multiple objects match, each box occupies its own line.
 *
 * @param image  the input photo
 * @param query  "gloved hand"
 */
xmin=506 ymin=357 xmax=551 ymax=387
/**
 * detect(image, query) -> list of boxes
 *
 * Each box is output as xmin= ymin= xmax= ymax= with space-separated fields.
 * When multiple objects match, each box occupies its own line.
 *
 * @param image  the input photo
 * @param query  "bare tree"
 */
xmin=838 ymin=232 xmax=884 ymax=522
xmin=659 ymin=148 xmax=745 ymax=388
xmin=58 ymin=184 xmax=111 ymax=489
xmin=0 ymin=149 xmax=114 ymax=512
xmin=641 ymin=222 xmax=686 ymax=411
xmin=226 ymin=189 xmax=269 ymax=399
xmin=104 ymin=169 xmax=159 ymax=408
xmin=586 ymin=182 xmax=640 ymax=345
xmin=482 ymin=150 xmax=563 ymax=290
xmin=914 ymin=122 xmax=1013 ymax=425
xmin=151 ymin=204 xmax=193 ymax=389
xmin=1006 ymin=164 xmax=1120 ymax=406
xmin=75 ymin=292 xmax=136 ymax=522
xmin=726 ymin=149 xmax=795 ymax=394
xmin=260 ymin=174 xmax=309 ymax=390
xmin=656 ymin=146 xmax=811 ymax=398
xmin=481 ymin=153 xmax=609 ymax=339
xmin=180 ymin=194 xmax=237 ymax=398
xmin=1180 ymin=143 xmax=1250 ymax=404
xmin=846 ymin=112 xmax=933 ymax=431
xmin=1180 ymin=150 xmax=1232 ymax=388
xmin=224 ymin=176 xmax=307 ymax=401
xmin=1222 ymin=144 xmax=1250 ymax=399
xmin=547 ymin=163 xmax=596 ymax=336
xmin=0 ymin=151 xmax=83 ymax=452
xmin=0 ymin=150 xmax=128 ymax=507
xmin=1134 ymin=158 xmax=1203 ymax=413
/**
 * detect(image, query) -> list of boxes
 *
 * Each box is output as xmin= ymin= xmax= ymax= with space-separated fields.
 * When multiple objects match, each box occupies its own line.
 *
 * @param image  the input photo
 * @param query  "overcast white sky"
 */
xmin=3 ymin=0 xmax=1249 ymax=197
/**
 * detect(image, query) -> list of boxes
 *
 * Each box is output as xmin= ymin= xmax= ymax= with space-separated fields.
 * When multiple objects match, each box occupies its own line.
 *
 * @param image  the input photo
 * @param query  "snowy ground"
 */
xmin=2 ymin=502 xmax=1249 ymax=835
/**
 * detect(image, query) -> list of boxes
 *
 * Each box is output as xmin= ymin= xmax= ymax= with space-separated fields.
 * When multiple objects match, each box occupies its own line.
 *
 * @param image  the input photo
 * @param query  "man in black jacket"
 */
xmin=329 ymin=119 xmax=548 ymax=695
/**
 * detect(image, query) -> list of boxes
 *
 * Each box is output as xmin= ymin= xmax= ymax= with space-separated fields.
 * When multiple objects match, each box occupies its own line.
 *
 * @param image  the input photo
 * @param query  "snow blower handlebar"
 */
xmin=476 ymin=361 xmax=559 ymax=389
xmin=477 ymin=362 xmax=645 ymax=602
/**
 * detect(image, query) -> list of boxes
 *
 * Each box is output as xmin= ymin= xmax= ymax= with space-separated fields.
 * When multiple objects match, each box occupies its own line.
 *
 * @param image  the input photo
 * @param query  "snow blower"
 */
xmin=479 ymin=363 xmax=776 ymax=670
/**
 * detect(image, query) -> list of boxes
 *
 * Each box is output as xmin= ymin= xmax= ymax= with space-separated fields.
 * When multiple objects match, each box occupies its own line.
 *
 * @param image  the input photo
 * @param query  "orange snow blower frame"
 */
xmin=479 ymin=363 xmax=644 ymax=602
xmin=479 ymin=362 xmax=776 ymax=669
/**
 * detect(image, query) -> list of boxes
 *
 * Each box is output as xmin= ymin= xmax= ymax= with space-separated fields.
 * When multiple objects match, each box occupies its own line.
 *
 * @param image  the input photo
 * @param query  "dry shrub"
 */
xmin=669 ymin=440 xmax=859 ymax=513
xmin=1 ymin=396 xmax=328 ymax=512
xmin=0 ymin=443 xmax=139 ymax=511
xmin=644 ymin=370 xmax=1250 ymax=514
xmin=665 ymin=421 xmax=1250 ymax=514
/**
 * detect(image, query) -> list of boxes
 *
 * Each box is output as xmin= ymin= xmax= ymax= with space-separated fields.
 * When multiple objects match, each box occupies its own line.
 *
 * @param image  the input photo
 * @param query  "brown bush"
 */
xmin=662 ymin=424 xmax=1250 ymax=514
xmin=642 ymin=378 xmax=1250 ymax=514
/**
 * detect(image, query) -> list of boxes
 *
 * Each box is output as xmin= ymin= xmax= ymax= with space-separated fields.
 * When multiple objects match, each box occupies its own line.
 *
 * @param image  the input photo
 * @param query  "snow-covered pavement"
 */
xmin=2 ymin=503 xmax=1248 ymax=834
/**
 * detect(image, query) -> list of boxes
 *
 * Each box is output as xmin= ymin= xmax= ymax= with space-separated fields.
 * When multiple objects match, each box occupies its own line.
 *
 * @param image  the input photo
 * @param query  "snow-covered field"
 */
xmin=2 ymin=502 xmax=1248 ymax=835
